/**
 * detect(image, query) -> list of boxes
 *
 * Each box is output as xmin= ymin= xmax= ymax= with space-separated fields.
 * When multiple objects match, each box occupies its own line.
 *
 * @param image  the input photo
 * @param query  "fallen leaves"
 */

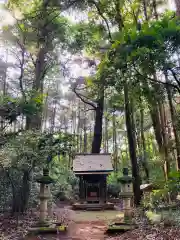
xmin=0 ymin=211 xmax=37 ymax=240
xmin=1 ymin=205 xmax=180 ymax=240
xmin=106 ymin=226 xmax=180 ymax=240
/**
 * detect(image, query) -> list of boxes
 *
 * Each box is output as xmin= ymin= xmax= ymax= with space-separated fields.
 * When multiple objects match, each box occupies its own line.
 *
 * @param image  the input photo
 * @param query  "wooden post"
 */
xmin=82 ymin=177 xmax=85 ymax=203
xmin=99 ymin=179 xmax=103 ymax=204
xmin=104 ymin=175 xmax=107 ymax=203
xmin=79 ymin=176 xmax=82 ymax=203
xmin=83 ymin=179 xmax=87 ymax=203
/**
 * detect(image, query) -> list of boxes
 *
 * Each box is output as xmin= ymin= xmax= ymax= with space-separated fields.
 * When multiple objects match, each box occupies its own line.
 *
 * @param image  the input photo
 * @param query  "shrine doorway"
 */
xmin=86 ymin=182 xmax=100 ymax=203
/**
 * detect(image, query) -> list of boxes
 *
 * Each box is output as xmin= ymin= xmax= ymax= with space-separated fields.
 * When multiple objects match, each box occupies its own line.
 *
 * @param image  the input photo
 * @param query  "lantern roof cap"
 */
xmin=118 ymin=167 xmax=133 ymax=183
xmin=36 ymin=168 xmax=54 ymax=184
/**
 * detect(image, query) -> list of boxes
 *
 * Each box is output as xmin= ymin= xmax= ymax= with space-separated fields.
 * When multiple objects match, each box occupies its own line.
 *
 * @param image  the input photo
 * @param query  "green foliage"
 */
xmin=167 ymin=170 xmax=180 ymax=193
xmin=69 ymin=22 xmax=107 ymax=53
xmin=107 ymin=172 xmax=122 ymax=197
xmin=142 ymin=171 xmax=180 ymax=210
xmin=110 ymin=12 xmax=180 ymax=75
xmin=0 ymin=130 xmax=76 ymax=212
xmin=51 ymin=163 xmax=78 ymax=201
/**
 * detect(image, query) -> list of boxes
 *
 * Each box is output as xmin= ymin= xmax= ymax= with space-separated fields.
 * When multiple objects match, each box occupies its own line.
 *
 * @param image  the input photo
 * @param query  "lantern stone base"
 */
xmin=106 ymin=222 xmax=136 ymax=233
xmin=28 ymin=223 xmax=67 ymax=235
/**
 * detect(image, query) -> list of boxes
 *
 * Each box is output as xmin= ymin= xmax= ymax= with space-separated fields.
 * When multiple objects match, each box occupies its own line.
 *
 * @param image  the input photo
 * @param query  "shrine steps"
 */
xmin=72 ymin=202 xmax=115 ymax=211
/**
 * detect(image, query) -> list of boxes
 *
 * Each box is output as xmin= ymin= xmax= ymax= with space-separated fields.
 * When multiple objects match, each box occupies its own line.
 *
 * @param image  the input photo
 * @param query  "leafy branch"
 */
xmin=73 ymin=87 xmax=97 ymax=109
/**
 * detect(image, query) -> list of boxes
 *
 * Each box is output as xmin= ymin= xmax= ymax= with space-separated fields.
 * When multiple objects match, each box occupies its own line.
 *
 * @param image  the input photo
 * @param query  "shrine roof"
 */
xmin=73 ymin=154 xmax=113 ymax=174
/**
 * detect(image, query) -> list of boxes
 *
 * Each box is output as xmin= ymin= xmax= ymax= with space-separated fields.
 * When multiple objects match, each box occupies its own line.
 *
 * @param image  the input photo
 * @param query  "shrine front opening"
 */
xmin=80 ymin=174 xmax=107 ymax=203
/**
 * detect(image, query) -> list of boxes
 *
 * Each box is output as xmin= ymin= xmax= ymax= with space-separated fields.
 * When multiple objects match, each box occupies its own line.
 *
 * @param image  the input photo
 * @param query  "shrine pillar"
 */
xmin=79 ymin=176 xmax=83 ymax=203
xmin=104 ymin=175 xmax=107 ymax=203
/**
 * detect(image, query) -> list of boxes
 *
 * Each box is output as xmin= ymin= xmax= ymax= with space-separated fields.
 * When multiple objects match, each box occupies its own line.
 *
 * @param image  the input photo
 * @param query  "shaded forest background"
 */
xmin=0 ymin=0 xmax=180 ymax=217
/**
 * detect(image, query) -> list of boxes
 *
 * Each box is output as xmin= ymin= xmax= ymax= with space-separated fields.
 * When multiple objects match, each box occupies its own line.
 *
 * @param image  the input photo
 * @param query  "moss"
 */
xmin=118 ymin=176 xmax=133 ymax=183
xmin=119 ymin=192 xmax=133 ymax=197
xmin=36 ymin=175 xmax=54 ymax=184
xmin=107 ymin=223 xmax=136 ymax=233
xmin=57 ymin=225 xmax=66 ymax=231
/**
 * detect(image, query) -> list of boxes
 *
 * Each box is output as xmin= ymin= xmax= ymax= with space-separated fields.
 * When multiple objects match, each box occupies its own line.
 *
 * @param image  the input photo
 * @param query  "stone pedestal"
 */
xmin=37 ymin=169 xmax=53 ymax=226
xmin=28 ymin=168 xmax=66 ymax=235
xmin=107 ymin=168 xmax=136 ymax=233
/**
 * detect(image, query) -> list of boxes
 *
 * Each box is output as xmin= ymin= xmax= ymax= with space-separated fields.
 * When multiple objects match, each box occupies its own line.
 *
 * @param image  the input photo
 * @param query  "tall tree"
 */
xmin=175 ymin=0 xmax=180 ymax=16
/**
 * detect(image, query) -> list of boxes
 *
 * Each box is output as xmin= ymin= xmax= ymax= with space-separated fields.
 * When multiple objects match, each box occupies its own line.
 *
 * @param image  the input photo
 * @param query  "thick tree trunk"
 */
xmin=113 ymin=110 xmax=118 ymax=172
xmin=26 ymin=0 xmax=49 ymax=130
xmin=159 ymin=103 xmax=170 ymax=180
xmin=83 ymin=104 xmax=87 ymax=153
xmin=103 ymin=99 xmax=109 ymax=152
xmin=77 ymin=100 xmax=81 ymax=153
xmin=140 ymin=107 xmax=149 ymax=181
xmin=9 ymin=170 xmax=31 ymax=215
xmin=26 ymin=47 xmax=46 ymax=130
xmin=152 ymin=0 xmax=158 ymax=19
xmin=149 ymin=100 xmax=170 ymax=180
xmin=20 ymin=170 xmax=31 ymax=213
xmin=175 ymin=0 xmax=180 ymax=17
xmin=165 ymin=72 xmax=180 ymax=170
xmin=105 ymin=113 xmax=109 ymax=153
xmin=124 ymin=82 xmax=141 ymax=206
xmin=142 ymin=0 xmax=148 ymax=20
xmin=91 ymin=95 xmax=104 ymax=153
xmin=144 ymin=80 xmax=170 ymax=179
xmin=149 ymin=105 xmax=163 ymax=150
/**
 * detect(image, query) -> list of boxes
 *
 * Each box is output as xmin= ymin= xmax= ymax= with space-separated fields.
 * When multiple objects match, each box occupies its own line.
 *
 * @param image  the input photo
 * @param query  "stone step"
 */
xmin=72 ymin=203 xmax=115 ymax=211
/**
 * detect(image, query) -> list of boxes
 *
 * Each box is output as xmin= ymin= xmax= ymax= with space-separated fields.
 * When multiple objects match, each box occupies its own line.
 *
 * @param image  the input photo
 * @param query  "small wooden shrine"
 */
xmin=72 ymin=153 xmax=114 ymax=210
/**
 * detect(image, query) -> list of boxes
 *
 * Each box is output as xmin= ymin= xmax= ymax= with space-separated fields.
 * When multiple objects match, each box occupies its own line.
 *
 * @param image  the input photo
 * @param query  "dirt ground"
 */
xmin=3 ymin=205 xmax=180 ymax=240
xmin=27 ymin=222 xmax=108 ymax=240
xmin=26 ymin=207 xmax=180 ymax=240
xmin=29 ymin=209 xmax=120 ymax=240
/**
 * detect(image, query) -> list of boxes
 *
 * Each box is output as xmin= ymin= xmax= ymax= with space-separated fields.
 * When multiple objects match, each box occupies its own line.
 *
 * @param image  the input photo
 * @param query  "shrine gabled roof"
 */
xmin=73 ymin=154 xmax=113 ymax=174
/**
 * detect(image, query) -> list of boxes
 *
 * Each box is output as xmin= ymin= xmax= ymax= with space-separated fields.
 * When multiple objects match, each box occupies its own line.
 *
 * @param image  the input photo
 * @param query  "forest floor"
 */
xmin=1 ymin=204 xmax=180 ymax=240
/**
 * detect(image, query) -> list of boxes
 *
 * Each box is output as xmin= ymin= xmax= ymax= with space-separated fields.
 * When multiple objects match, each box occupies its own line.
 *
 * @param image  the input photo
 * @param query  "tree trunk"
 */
xmin=9 ymin=170 xmax=31 ymax=215
xmin=159 ymin=103 xmax=170 ymax=180
xmin=26 ymin=0 xmax=49 ymax=130
xmin=83 ymin=104 xmax=87 ymax=153
xmin=140 ymin=106 xmax=149 ymax=181
xmin=103 ymin=98 xmax=109 ymax=153
xmin=20 ymin=170 xmax=31 ymax=213
xmin=142 ymin=0 xmax=148 ymax=20
xmin=91 ymin=95 xmax=104 ymax=153
xmin=124 ymin=82 xmax=141 ymax=206
xmin=152 ymin=0 xmax=158 ymax=19
xmin=26 ymin=48 xmax=46 ymax=130
xmin=149 ymin=105 xmax=163 ymax=150
xmin=165 ymin=72 xmax=180 ymax=170
xmin=113 ymin=109 xmax=118 ymax=172
xmin=175 ymin=0 xmax=180 ymax=17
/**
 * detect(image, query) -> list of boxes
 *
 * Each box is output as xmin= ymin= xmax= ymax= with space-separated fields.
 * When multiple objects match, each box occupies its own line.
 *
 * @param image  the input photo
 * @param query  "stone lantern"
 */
xmin=28 ymin=168 xmax=67 ymax=235
xmin=107 ymin=167 xmax=135 ymax=233
xmin=36 ymin=168 xmax=54 ymax=227
xmin=118 ymin=167 xmax=133 ymax=223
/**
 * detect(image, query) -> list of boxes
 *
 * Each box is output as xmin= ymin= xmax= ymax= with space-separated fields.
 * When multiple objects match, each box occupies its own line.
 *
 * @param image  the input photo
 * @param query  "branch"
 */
xmin=168 ymin=68 xmax=180 ymax=89
xmin=61 ymin=0 xmax=83 ymax=11
xmin=6 ymin=169 xmax=17 ymax=191
xmin=132 ymin=64 xmax=180 ymax=94
xmin=18 ymin=46 xmax=26 ymax=100
xmin=89 ymin=0 xmax=112 ymax=41
xmin=73 ymin=87 xmax=97 ymax=109
xmin=126 ymin=0 xmax=139 ymax=25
